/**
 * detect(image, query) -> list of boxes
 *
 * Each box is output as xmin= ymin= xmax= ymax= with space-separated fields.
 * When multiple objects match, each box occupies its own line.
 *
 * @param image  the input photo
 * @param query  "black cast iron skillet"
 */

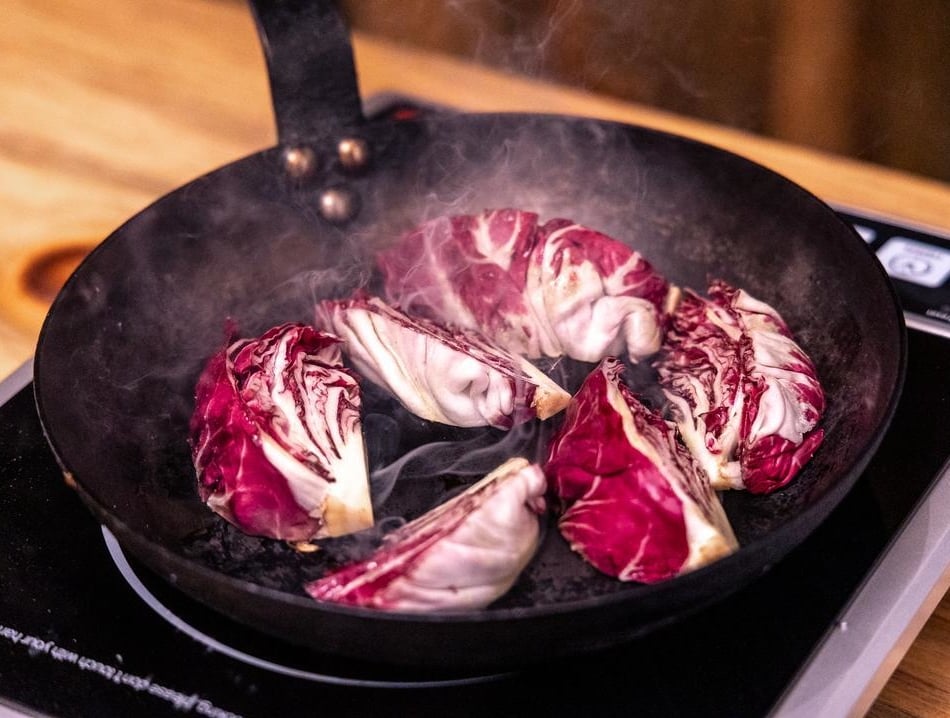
xmin=33 ymin=0 xmax=905 ymax=671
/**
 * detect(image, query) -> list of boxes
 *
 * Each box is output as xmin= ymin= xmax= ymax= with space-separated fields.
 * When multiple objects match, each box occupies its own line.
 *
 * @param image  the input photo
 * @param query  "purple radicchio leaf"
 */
xmin=378 ymin=208 xmax=540 ymax=354
xmin=545 ymin=358 xmax=738 ymax=583
xmin=377 ymin=208 xmax=673 ymax=363
xmin=654 ymin=280 xmax=826 ymax=494
xmin=305 ymin=457 xmax=546 ymax=612
xmin=315 ymin=293 xmax=571 ymax=429
xmin=188 ymin=322 xmax=373 ymax=541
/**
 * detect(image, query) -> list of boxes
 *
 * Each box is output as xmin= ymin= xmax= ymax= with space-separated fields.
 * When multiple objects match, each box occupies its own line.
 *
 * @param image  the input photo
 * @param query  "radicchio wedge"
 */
xmin=189 ymin=323 xmax=373 ymax=542
xmin=529 ymin=218 xmax=672 ymax=361
xmin=316 ymin=294 xmax=570 ymax=429
xmin=545 ymin=358 xmax=738 ymax=583
xmin=305 ymin=457 xmax=546 ymax=612
xmin=378 ymin=208 xmax=672 ymax=363
xmin=654 ymin=280 xmax=825 ymax=494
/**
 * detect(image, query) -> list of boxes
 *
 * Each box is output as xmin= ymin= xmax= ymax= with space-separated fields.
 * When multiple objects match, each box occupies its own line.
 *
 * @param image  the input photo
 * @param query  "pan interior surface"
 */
xmin=33 ymin=112 xmax=904 ymax=665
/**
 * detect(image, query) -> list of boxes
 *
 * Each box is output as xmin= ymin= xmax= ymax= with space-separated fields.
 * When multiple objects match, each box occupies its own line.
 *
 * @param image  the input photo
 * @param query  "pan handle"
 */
xmin=248 ymin=0 xmax=364 ymax=146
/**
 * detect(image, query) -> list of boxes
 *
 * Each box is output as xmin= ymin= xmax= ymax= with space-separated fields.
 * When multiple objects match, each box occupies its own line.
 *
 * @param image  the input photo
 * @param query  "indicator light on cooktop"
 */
xmin=853 ymin=224 xmax=876 ymax=243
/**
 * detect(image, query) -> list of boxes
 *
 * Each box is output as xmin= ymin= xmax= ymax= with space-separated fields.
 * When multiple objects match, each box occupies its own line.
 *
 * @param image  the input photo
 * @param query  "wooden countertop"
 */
xmin=1 ymin=1 xmax=947 ymax=715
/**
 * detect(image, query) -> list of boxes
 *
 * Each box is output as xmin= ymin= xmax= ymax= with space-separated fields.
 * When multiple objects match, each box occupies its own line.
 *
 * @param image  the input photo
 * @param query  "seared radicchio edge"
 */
xmin=316 ymin=293 xmax=571 ymax=429
xmin=654 ymin=280 xmax=826 ymax=494
xmin=305 ymin=457 xmax=546 ymax=612
xmin=545 ymin=358 xmax=738 ymax=583
xmin=378 ymin=208 xmax=673 ymax=363
xmin=189 ymin=323 xmax=374 ymax=542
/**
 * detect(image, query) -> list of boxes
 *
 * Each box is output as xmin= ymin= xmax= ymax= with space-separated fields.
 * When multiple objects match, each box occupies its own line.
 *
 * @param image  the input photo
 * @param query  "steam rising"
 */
xmin=368 ymin=418 xmax=542 ymax=508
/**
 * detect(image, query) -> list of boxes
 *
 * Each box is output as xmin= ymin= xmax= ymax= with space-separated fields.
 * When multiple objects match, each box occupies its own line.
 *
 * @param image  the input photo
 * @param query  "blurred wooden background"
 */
xmin=338 ymin=0 xmax=949 ymax=183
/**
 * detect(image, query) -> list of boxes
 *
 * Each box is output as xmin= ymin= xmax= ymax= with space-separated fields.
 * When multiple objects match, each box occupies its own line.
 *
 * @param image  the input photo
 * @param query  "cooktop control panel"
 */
xmin=837 ymin=208 xmax=950 ymax=335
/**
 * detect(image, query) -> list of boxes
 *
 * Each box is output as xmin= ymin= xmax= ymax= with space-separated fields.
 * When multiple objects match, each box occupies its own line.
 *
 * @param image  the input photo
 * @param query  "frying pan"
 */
xmin=33 ymin=0 xmax=905 ymax=672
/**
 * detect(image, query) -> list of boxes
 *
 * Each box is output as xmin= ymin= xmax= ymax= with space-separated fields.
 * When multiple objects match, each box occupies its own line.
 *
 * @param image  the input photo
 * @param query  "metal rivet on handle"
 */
xmin=337 ymin=137 xmax=371 ymax=172
xmin=318 ymin=186 xmax=359 ymax=224
xmin=281 ymin=145 xmax=317 ymax=179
